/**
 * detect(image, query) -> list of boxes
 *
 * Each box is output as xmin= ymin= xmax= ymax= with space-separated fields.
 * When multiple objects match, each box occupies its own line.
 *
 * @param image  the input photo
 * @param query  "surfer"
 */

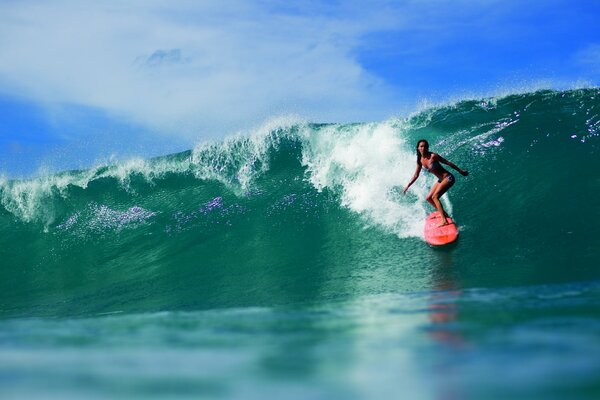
xmin=403 ymin=140 xmax=468 ymax=226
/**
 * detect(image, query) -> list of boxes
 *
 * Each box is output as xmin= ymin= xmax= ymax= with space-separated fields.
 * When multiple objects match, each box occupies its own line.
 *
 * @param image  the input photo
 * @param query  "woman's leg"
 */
xmin=425 ymin=182 xmax=439 ymax=208
xmin=431 ymin=176 xmax=455 ymax=226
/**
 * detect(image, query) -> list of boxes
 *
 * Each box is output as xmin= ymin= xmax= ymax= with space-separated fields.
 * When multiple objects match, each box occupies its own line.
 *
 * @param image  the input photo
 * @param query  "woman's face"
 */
xmin=417 ymin=141 xmax=428 ymax=155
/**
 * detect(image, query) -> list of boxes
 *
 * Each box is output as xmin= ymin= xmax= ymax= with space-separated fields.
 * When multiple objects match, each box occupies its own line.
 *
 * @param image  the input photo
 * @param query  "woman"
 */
xmin=403 ymin=139 xmax=468 ymax=226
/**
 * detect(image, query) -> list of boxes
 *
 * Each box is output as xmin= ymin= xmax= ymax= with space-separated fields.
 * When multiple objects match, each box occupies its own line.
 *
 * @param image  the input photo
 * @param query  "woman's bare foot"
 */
xmin=437 ymin=220 xmax=450 ymax=227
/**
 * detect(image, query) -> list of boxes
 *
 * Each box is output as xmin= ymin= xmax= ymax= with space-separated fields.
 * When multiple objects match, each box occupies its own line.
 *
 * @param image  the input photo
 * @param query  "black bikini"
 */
xmin=423 ymin=159 xmax=455 ymax=183
xmin=423 ymin=160 xmax=442 ymax=172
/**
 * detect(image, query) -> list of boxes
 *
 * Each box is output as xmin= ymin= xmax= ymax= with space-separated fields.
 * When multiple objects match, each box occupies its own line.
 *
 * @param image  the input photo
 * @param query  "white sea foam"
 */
xmin=301 ymin=120 xmax=442 ymax=238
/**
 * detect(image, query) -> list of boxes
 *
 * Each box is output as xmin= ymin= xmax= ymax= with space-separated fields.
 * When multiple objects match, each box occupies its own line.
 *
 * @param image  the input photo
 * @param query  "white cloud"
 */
xmin=0 ymin=0 xmax=404 ymax=140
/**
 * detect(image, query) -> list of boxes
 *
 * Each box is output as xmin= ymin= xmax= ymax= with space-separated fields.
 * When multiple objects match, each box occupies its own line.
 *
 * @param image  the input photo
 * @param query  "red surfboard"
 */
xmin=424 ymin=211 xmax=459 ymax=246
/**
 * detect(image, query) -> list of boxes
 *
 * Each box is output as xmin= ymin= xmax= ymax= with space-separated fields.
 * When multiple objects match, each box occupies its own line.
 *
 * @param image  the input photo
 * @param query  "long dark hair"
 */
xmin=416 ymin=139 xmax=429 ymax=166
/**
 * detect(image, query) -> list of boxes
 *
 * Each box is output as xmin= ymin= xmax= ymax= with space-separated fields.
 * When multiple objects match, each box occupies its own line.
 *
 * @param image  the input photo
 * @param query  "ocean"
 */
xmin=1 ymin=88 xmax=599 ymax=399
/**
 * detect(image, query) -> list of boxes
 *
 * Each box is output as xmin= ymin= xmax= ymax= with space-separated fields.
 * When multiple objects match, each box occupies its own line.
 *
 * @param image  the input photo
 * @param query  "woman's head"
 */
xmin=416 ymin=139 xmax=429 ymax=163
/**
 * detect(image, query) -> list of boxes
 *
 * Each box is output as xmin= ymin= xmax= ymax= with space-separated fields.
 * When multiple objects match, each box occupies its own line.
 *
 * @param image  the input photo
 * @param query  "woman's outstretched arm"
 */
xmin=437 ymin=154 xmax=469 ymax=176
xmin=403 ymin=163 xmax=422 ymax=194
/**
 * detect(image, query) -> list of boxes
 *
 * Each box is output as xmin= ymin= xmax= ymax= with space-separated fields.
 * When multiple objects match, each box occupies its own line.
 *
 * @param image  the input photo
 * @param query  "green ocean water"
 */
xmin=1 ymin=89 xmax=599 ymax=398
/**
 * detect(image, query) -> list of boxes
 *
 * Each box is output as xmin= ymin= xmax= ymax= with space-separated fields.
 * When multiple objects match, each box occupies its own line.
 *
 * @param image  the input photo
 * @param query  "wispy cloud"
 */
xmin=0 ymin=0 xmax=404 ymax=140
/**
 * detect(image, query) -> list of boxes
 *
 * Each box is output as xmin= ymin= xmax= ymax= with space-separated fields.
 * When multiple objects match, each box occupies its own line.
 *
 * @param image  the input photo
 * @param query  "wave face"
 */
xmin=1 ymin=89 xmax=599 ymax=318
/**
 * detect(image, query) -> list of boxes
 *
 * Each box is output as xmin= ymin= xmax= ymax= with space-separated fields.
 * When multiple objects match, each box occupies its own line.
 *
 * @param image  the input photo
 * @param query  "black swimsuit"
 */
xmin=423 ymin=160 xmax=442 ymax=172
xmin=423 ymin=160 xmax=455 ymax=183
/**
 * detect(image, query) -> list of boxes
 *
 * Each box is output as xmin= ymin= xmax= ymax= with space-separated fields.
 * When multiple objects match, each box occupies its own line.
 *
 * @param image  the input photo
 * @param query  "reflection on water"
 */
xmin=427 ymin=249 xmax=467 ymax=400
xmin=428 ymin=250 xmax=465 ymax=347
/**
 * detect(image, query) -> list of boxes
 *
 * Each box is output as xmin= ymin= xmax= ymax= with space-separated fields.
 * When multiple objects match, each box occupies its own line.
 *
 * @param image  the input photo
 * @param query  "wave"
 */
xmin=1 ymin=88 xmax=599 ymax=317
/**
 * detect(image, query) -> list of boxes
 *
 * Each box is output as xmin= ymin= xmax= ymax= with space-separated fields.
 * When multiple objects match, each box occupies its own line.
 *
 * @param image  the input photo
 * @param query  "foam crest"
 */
xmin=0 ymin=168 xmax=99 ymax=223
xmin=0 ymin=156 xmax=191 ymax=223
xmin=0 ymin=118 xmax=307 ymax=223
xmin=101 ymin=156 xmax=195 ymax=187
xmin=191 ymin=116 xmax=307 ymax=190
xmin=301 ymin=121 xmax=436 ymax=238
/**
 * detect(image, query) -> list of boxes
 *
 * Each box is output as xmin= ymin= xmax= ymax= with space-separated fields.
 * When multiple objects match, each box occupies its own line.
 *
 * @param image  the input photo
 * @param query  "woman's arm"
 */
xmin=437 ymin=154 xmax=469 ymax=176
xmin=403 ymin=163 xmax=422 ymax=194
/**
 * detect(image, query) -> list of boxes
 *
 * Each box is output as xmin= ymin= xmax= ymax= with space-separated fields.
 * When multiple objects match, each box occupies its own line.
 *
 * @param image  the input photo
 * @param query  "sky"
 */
xmin=1 ymin=0 xmax=599 ymax=177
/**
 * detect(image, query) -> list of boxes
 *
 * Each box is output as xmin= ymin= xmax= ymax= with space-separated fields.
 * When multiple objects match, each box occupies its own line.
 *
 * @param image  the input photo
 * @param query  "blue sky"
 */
xmin=1 ymin=0 xmax=599 ymax=177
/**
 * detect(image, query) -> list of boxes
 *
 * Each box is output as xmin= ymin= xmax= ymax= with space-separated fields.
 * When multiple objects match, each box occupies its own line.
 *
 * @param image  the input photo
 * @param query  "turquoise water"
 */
xmin=1 ymin=89 xmax=599 ymax=398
